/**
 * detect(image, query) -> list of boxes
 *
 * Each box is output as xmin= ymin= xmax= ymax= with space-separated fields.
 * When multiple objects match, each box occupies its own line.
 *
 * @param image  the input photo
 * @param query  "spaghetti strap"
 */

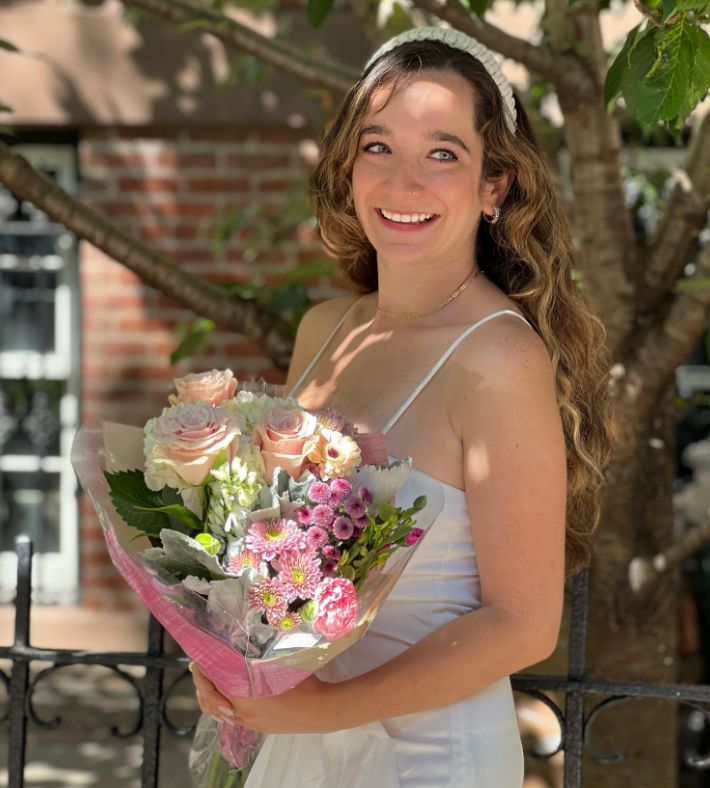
xmin=287 ymin=296 xmax=368 ymax=398
xmin=382 ymin=309 xmax=533 ymax=435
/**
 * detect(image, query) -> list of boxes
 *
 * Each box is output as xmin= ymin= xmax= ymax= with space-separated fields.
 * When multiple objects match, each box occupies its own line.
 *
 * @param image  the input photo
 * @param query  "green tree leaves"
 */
xmin=605 ymin=9 xmax=710 ymax=130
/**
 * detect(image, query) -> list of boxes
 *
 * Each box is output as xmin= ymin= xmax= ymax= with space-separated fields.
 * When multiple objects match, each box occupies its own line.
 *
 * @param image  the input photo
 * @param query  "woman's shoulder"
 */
xmin=285 ymin=293 xmax=366 ymax=389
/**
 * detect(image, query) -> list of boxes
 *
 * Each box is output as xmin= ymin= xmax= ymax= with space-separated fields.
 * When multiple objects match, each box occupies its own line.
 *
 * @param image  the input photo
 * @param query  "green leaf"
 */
xmin=0 ymin=40 xmax=19 ymax=53
xmin=307 ymin=0 xmax=336 ymax=28
xmin=136 ymin=503 xmax=202 ymax=531
xmin=621 ymin=27 xmax=659 ymax=116
xmin=678 ymin=25 xmax=710 ymax=119
xmin=104 ymin=469 xmax=171 ymax=535
xmin=0 ymin=104 xmax=12 ymax=114
xmin=604 ymin=24 xmax=641 ymax=107
xmin=170 ymin=317 xmax=215 ymax=364
xmin=143 ymin=529 xmax=228 ymax=581
xmin=635 ymin=17 xmax=700 ymax=125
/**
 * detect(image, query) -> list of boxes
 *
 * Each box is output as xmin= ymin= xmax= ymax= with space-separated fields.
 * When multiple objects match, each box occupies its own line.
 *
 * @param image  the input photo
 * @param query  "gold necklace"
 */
xmin=376 ymin=269 xmax=486 ymax=322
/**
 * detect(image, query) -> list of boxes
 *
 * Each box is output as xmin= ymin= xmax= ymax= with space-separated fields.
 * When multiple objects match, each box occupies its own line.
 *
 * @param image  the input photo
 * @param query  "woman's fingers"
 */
xmin=191 ymin=665 xmax=237 ymax=725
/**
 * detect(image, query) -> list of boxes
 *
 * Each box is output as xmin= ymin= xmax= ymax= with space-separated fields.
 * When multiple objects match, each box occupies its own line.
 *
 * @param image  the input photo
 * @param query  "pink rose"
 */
xmin=144 ymin=402 xmax=241 ymax=489
xmin=168 ymin=368 xmax=238 ymax=407
xmin=312 ymin=577 xmax=358 ymax=641
xmin=254 ymin=407 xmax=318 ymax=481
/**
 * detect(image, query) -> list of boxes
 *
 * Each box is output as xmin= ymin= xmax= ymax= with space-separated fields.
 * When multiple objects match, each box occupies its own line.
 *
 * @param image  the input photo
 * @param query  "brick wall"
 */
xmin=77 ymin=127 xmax=348 ymax=609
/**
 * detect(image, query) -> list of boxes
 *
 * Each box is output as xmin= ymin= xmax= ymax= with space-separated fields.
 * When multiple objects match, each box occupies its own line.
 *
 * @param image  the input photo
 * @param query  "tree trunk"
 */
xmin=583 ymin=385 xmax=679 ymax=786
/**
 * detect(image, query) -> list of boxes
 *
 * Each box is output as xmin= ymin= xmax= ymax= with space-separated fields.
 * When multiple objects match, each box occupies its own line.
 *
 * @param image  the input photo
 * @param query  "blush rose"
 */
xmin=253 ymin=407 xmax=318 ymax=481
xmin=168 ymin=368 xmax=238 ymax=407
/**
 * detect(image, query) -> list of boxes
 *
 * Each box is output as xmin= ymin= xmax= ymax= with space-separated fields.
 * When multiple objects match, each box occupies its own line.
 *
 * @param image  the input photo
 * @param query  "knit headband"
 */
xmin=364 ymin=26 xmax=517 ymax=136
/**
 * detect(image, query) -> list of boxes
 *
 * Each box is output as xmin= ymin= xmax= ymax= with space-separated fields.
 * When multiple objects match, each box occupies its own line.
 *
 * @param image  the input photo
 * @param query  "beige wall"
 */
xmin=0 ymin=0 xmax=368 ymax=128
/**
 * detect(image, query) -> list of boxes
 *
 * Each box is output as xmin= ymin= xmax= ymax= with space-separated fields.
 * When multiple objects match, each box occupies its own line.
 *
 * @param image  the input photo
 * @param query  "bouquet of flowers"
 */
xmin=70 ymin=370 xmax=443 ymax=787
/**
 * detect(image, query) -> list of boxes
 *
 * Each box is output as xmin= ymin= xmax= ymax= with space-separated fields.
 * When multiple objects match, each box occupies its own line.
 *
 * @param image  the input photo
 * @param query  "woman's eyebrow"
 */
xmin=359 ymin=124 xmax=470 ymax=153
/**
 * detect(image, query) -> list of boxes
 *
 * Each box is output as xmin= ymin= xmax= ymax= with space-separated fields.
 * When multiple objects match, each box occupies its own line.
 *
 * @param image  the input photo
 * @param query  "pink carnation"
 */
xmin=245 ymin=518 xmax=306 ymax=561
xmin=313 ymin=577 xmax=358 ymax=640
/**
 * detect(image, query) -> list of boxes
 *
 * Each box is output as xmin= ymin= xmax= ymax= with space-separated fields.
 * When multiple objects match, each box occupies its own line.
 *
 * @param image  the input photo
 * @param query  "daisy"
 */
xmin=228 ymin=549 xmax=266 ymax=576
xmin=268 ymin=610 xmax=303 ymax=630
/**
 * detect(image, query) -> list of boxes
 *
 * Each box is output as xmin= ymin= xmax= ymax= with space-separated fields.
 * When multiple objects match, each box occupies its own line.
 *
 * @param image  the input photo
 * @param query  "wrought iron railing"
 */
xmin=2 ymin=535 xmax=710 ymax=787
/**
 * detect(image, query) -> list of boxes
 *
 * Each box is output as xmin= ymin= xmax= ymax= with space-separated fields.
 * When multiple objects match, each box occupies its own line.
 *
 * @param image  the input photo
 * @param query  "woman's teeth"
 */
xmin=379 ymin=208 xmax=435 ymax=224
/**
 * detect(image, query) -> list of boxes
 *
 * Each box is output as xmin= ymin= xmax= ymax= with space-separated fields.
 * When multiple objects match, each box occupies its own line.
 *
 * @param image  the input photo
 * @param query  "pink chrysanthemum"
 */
xmin=296 ymin=506 xmax=312 ymax=525
xmin=228 ymin=549 xmax=265 ymax=576
xmin=343 ymin=496 xmax=367 ymax=519
xmin=357 ymin=485 xmax=373 ymax=506
xmin=405 ymin=527 xmax=425 ymax=546
xmin=245 ymin=518 xmax=306 ymax=561
xmin=278 ymin=551 xmax=322 ymax=601
xmin=329 ymin=478 xmax=352 ymax=506
xmin=355 ymin=514 xmax=370 ymax=529
xmin=321 ymin=559 xmax=338 ymax=577
xmin=247 ymin=577 xmax=289 ymax=616
xmin=332 ymin=516 xmax=354 ymax=540
xmin=322 ymin=544 xmax=341 ymax=561
xmin=306 ymin=526 xmax=329 ymax=550
xmin=267 ymin=610 xmax=303 ymax=630
xmin=308 ymin=481 xmax=331 ymax=504
xmin=311 ymin=504 xmax=335 ymax=528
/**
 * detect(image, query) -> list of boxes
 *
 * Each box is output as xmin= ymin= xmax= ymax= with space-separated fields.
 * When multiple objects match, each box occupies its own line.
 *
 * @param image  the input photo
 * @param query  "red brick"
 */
xmin=256 ymin=179 xmax=294 ymax=192
xmin=157 ymin=151 xmax=217 ymax=168
xmin=82 ymin=152 xmax=148 ymax=167
xmin=226 ymin=154 xmax=290 ymax=169
xmin=188 ymin=178 xmax=248 ymax=192
xmin=118 ymin=178 xmax=179 ymax=192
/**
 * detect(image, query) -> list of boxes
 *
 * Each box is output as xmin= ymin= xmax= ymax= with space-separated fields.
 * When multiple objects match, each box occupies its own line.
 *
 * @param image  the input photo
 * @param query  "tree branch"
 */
xmin=407 ymin=0 xmax=594 ymax=100
xmin=637 ymin=111 xmax=710 ymax=315
xmin=0 ymin=142 xmax=295 ymax=370
xmin=623 ymin=241 xmax=710 ymax=408
xmin=122 ymin=0 xmax=358 ymax=94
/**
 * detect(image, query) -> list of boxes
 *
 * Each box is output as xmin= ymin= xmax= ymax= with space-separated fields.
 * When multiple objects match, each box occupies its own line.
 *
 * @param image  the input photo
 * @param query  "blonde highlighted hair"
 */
xmin=309 ymin=40 xmax=614 ymax=575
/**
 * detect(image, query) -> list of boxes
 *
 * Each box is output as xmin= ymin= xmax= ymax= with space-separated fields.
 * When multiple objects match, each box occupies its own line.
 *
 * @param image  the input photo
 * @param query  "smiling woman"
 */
xmin=190 ymin=25 xmax=614 ymax=788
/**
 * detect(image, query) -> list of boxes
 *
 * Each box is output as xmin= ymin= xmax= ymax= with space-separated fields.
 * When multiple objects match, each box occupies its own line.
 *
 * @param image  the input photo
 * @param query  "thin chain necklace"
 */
xmin=376 ymin=269 xmax=486 ymax=322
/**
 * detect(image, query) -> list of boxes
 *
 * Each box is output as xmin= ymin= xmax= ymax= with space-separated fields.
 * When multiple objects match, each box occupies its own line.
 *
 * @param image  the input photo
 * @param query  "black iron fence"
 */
xmin=2 ymin=534 xmax=710 ymax=787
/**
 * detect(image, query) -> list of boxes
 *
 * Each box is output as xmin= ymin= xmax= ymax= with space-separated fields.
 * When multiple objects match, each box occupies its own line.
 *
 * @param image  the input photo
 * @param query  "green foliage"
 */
xmin=455 ymin=0 xmax=493 ymax=18
xmin=0 ymin=39 xmax=19 ymax=53
xmin=307 ymin=0 xmax=336 ymax=28
xmin=103 ymin=469 xmax=201 ymax=536
xmin=605 ymin=11 xmax=710 ymax=131
xmin=170 ymin=317 xmax=216 ymax=365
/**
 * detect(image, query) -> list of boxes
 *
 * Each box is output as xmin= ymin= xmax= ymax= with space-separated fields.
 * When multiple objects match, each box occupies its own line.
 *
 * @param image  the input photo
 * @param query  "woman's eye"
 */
xmin=363 ymin=141 xmax=389 ymax=154
xmin=431 ymin=149 xmax=457 ymax=162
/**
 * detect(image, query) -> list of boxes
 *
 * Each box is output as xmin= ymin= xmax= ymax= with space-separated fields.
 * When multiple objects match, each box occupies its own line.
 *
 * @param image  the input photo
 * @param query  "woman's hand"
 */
xmin=191 ymin=663 xmax=341 ymax=734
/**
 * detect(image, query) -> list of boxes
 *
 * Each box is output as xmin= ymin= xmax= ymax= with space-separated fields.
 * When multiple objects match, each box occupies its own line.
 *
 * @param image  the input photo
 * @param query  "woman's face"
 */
xmin=351 ymin=68 xmax=491 ymax=270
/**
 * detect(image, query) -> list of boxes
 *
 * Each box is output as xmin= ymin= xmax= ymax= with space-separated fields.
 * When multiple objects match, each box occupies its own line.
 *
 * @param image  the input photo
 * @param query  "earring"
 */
xmin=483 ymin=206 xmax=501 ymax=224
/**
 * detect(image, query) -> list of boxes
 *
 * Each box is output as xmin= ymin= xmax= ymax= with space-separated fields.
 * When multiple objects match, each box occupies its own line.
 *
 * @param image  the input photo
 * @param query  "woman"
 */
xmin=192 ymin=26 xmax=613 ymax=786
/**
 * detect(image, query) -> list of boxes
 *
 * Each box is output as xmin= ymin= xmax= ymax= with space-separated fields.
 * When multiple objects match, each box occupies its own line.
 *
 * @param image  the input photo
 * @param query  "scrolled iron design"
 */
xmin=25 ymin=662 xmax=144 ymax=738
xmin=514 ymin=687 xmax=565 ymax=759
xmin=160 ymin=667 xmax=198 ymax=736
xmin=583 ymin=695 xmax=633 ymax=764
xmin=679 ymin=700 xmax=710 ymax=770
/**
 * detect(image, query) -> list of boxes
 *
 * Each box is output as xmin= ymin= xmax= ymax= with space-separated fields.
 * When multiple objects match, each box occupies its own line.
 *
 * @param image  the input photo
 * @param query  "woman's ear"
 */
xmin=480 ymin=170 xmax=516 ymax=214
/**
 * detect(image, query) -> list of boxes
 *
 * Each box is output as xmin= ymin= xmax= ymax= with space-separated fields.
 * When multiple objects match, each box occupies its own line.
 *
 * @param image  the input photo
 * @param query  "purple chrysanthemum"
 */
xmin=308 ymin=481 xmax=331 ymax=505
xmin=245 ymin=518 xmax=307 ymax=561
xmin=332 ymin=516 xmax=354 ymax=540
xmin=343 ymin=496 xmax=367 ymax=519
xmin=311 ymin=504 xmax=335 ymax=528
xmin=278 ymin=551 xmax=322 ymax=601
xmin=357 ymin=485 xmax=373 ymax=506
xmin=329 ymin=478 xmax=352 ymax=505
xmin=321 ymin=559 xmax=338 ymax=577
xmin=306 ymin=526 xmax=329 ymax=550
xmin=247 ymin=577 xmax=289 ymax=616
xmin=322 ymin=544 xmax=341 ymax=562
xmin=228 ymin=549 xmax=265 ymax=576
xmin=355 ymin=514 xmax=370 ymax=529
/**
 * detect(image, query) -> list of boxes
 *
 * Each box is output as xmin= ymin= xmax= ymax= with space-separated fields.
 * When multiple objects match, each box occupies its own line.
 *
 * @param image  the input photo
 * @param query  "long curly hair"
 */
xmin=308 ymin=39 xmax=614 ymax=575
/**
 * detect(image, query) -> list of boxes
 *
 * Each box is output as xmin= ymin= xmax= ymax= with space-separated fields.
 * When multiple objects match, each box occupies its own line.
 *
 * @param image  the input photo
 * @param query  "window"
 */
xmin=0 ymin=144 xmax=80 ymax=603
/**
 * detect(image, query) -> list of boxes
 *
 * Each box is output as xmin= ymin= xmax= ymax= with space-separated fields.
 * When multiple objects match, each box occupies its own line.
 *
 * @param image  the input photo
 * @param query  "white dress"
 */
xmin=245 ymin=299 xmax=529 ymax=788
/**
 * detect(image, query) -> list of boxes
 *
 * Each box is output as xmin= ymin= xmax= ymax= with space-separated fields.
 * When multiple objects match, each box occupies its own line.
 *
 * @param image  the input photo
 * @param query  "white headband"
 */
xmin=364 ymin=26 xmax=517 ymax=135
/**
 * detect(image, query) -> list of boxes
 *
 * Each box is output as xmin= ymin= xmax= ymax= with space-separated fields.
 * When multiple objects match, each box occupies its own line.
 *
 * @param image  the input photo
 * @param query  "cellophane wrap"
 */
xmin=70 ymin=407 xmax=444 ymax=787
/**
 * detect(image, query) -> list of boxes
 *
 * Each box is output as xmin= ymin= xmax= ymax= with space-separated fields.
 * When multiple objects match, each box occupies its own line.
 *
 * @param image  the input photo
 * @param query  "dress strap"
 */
xmin=381 ymin=309 xmax=533 ymax=435
xmin=287 ymin=296 xmax=368 ymax=398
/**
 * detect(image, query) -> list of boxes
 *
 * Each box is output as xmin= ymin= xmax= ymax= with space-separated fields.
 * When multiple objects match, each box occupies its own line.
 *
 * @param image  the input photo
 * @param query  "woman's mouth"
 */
xmin=375 ymin=208 xmax=440 ymax=231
